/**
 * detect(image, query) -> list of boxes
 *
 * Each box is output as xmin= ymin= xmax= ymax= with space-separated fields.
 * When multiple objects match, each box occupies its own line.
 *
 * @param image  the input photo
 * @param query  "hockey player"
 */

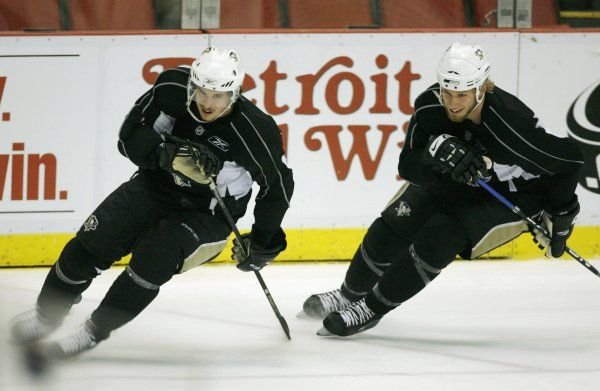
xmin=302 ymin=42 xmax=583 ymax=337
xmin=10 ymin=47 xmax=294 ymax=357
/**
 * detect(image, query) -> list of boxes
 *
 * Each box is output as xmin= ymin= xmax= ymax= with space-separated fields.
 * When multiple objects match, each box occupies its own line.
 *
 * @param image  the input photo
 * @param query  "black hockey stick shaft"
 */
xmin=208 ymin=178 xmax=291 ymax=340
xmin=476 ymin=179 xmax=599 ymax=278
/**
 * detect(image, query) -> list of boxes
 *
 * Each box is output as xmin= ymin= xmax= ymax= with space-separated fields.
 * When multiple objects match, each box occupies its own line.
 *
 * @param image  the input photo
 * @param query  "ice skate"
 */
xmin=44 ymin=319 xmax=99 ymax=360
xmin=10 ymin=306 xmax=61 ymax=345
xmin=298 ymin=288 xmax=355 ymax=319
xmin=20 ymin=319 xmax=100 ymax=377
xmin=317 ymin=298 xmax=382 ymax=337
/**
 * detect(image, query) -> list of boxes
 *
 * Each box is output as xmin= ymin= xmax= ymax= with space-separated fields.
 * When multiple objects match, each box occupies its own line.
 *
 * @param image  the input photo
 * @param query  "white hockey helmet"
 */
xmin=187 ymin=47 xmax=245 ymax=121
xmin=437 ymin=42 xmax=491 ymax=104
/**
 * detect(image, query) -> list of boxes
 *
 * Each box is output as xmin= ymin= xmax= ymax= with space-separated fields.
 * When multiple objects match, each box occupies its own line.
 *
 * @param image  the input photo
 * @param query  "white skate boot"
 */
xmin=10 ymin=306 xmax=61 ymax=344
xmin=299 ymin=288 xmax=355 ymax=319
xmin=46 ymin=319 xmax=99 ymax=359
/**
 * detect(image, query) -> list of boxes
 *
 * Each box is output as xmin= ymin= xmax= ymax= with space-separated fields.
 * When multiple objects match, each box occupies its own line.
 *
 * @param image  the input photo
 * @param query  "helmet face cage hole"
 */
xmin=188 ymin=82 xmax=233 ymax=104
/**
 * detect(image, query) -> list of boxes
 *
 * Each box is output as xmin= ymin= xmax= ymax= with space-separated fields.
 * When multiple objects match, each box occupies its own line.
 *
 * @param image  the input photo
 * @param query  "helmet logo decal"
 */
xmin=475 ymin=49 xmax=484 ymax=60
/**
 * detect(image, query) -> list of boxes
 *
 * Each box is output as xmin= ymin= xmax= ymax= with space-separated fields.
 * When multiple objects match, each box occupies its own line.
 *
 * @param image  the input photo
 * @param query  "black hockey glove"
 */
xmin=157 ymin=142 xmax=222 ymax=184
xmin=422 ymin=134 xmax=489 ymax=184
xmin=232 ymin=229 xmax=287 ymax=272
xmin=187 ymin=143 xmax=222 ymax=178
xmin=157 ymin=142 xmax=179 ymax=170
xmin=531 ymin=196 xmax=580 ymax=258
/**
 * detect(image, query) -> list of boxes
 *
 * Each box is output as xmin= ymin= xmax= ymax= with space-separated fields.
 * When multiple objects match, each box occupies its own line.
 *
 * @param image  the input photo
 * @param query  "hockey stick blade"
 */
xmin=476 ymin=179 xmax=599 ymax=278
xmin=207 ymin=178 xmax=292 ymax=339
xmin=316 ymin=326 xmax=333 ymax=336
xmin=254 ymin=270 xmax=291 ymax=340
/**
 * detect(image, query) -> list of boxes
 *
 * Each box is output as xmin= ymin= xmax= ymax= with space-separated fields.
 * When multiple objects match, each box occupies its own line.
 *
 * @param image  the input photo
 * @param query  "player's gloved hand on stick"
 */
xmin=422 ymin=134 xmax=489 ymax=184
xmin=531 ymin=195 xmax=580 ymax=258
xmin=232 ymin=229 xmax=287 ymax=272
xmin=157 ymin=142 xmax=222 ymax=184
xmin=188 ymin=143 xmax=222 ymax=178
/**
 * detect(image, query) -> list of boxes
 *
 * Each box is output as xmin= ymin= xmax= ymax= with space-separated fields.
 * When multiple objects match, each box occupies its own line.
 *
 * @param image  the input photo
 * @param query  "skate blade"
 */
xmin=21 ymin=343 xmax=51 ymax=378
xmin=316 ymin=326 xmax=334 ymax=336
xmin=296 ymin=310 xmax=311 ymax=319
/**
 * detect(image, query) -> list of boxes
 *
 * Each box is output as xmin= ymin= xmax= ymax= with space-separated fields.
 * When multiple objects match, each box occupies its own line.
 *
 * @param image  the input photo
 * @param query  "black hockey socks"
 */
xmin=365 ymin=245 xmax=441 ymax=315
xmin=365 ymin=213 xmax=470 ymax=315
xmin=37 ymin=238 xmax=104 ymax=323
xmin=343 ymin=218 xmax=411 ymax=299
xmin=341 ymin=244 xmax=378 ymax=301
xmin=90 ymin=266 xmax=160 ymax=341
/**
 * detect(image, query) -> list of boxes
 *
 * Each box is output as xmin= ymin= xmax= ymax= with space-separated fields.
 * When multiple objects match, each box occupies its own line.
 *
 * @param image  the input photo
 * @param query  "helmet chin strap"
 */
xmin=463 ymin=87 xmax=485 ymax=117
xmin=436 ymin=86 xmax=485 ymax=119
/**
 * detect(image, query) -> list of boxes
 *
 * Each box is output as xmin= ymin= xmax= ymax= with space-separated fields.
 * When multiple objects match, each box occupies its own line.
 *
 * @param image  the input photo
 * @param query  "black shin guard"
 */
xmin=365 ymin=213 xmax=470 ymax=316
xmin=365 ymin=246 xmax=441 ymax=315
xmin=37 ymin=238 xmax=106 ymax=323
xmin=343 ymin=218 xmax=411 ymax=299
xmin=341 ymin=245 xmax=378 ymax=300
xmin=37 ymin=264 xmax=92 ymax=323
xmin=90 ymin=267 xmax=160 ymax=341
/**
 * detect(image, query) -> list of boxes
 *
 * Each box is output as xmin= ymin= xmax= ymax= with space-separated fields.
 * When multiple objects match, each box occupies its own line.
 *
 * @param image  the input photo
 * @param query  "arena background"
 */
xmin=1 ymin=1 xmax=599 ymax=266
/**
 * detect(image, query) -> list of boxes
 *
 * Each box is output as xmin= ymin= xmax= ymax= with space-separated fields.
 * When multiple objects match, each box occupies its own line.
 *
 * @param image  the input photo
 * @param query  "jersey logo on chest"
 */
xmin=208 ymin=136 xmax=230 ymax=152
xmin=194 ymin=125 xmax=205 ymax=136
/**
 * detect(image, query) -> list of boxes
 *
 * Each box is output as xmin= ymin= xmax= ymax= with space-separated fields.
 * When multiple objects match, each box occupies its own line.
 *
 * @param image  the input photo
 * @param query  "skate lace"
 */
xmin=339 ymin=299 xmax=375 ymax=327
xmin=319 ymin=289 xmax=351 ymax=313
xmin=57 ymin=321 xmax=97 ymax=355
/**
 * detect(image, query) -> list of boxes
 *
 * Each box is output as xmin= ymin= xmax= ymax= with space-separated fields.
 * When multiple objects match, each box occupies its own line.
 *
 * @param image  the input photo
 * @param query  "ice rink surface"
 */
xmin=1 ymin=260 xmax=599 ymax=391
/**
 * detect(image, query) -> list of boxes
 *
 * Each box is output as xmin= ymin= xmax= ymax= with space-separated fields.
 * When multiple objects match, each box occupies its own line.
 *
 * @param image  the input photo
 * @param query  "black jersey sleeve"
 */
xmin=398 ymin=113 xmax=441 ymax=185
xmin=117 ymin=88 xmax=164 ymax=169
xmin=231 ymin=112 xmax=294 ymax=248
xmin=117 ymin=67 xmax=190 ymax=169
xmin=398 ymin=89 xmax=455 ymax=187
xmin=486 ymin=105 xmax=583 ymax=209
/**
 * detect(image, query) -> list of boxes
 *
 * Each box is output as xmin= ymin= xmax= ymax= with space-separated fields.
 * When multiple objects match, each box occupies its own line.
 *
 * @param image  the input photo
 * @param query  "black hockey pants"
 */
xmin=343 ymin=182 xmax=543 ymax=314
xmin=37 ymin=175 xmax=231 ymax=339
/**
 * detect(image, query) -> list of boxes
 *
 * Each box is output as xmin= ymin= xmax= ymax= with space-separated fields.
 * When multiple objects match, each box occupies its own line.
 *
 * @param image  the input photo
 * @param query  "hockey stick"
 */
xmin=164 ymin=135 xmax=291 ymax=338
xmin=476 ymin=179 xmax=599 ymax=278
xmin=207 ymin=178 xmax=291 ymax=339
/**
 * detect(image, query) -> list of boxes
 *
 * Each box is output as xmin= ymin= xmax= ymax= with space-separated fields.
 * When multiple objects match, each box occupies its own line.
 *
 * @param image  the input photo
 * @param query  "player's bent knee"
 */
xmin=128 ymin=233 xmax=191 ymax=286
xmin=125 ymin=265 xmax=160 ymax=291
xmin=364 ymin=218 xmax=410 ymax=258
xmin=56 ymin=238 xmax=114 ymax=283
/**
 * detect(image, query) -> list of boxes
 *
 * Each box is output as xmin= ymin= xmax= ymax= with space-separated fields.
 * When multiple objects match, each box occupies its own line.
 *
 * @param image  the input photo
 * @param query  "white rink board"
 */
xmin=0 ymin=31 xmax=599 ymax=235
xmin=210 ymin=32 xmax=520 ymax=229
xmin=518 ymin=32 xmax=600 ymax=225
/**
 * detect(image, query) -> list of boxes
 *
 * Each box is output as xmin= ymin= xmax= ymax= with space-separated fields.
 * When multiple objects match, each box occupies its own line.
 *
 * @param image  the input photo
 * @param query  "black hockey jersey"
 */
xmin=117 ymin=67 xmax=294 ymax=246
xmin=399 ymin=84 xmax=583 ymax=210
